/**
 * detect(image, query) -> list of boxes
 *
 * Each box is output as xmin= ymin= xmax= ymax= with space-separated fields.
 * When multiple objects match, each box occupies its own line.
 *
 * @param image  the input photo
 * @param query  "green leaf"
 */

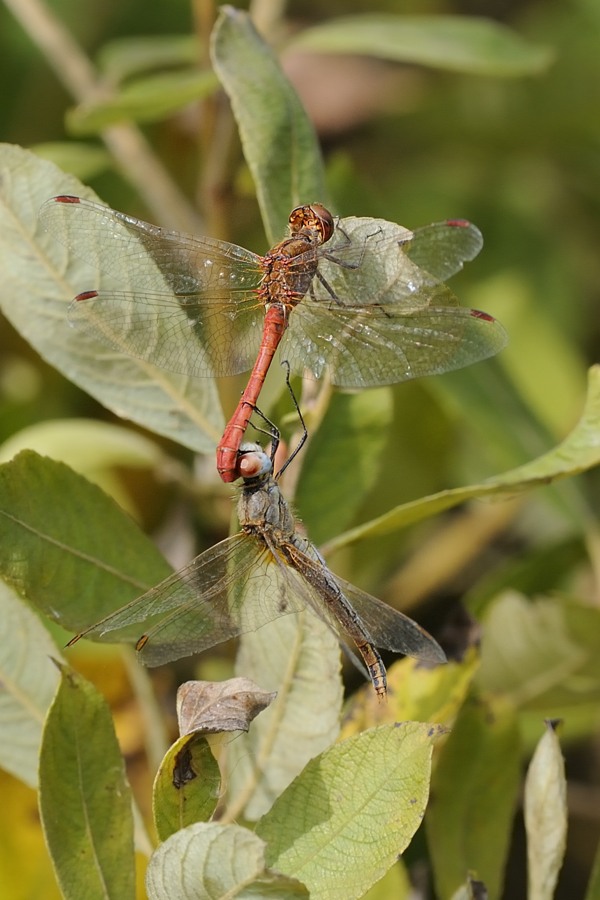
xmin=0 ymin=143 xmax=223 ymax=453
xmin=477 ymin=593 xmax=585 ymax=706
xmin=475 ymin=271 xmax=587 ymax=440
xmin=524 ymin=720 xmax=567 ymax=900
xmin=361 ymin=861 xmax=411 ymax=900
xmin=225 ymin=612 xmax=343 ymax=821
xmin=585 ymin=838 xmax=600 ymax=900
xmin=97 ymin=35 xmax=199 ymax=82
xmin=145 ymin=822 xmax=308 ymax=899
xmin=291 ymin=15 xmax=553 ymax=76
xmin=426 ymin=696 xmax=521 ymax=900
xmin=153 ymin=734 xmax=221 ymax=841
xmin=477 ymin=592 xmax=600 ymax=745
xmin=295 ymin=388 xmax=393 ymax=545
xmin=0 ymin=451 xmax=171 ymax=633
xmin=211 ymin=7 xmax=327 ymax=243
xmin=4 ymin=418 xmax=155 ymax=470
xmin=39 ymin=663 xmax=135 ymax=900
xmin=323 ymin=365 xmax=600 ymax=554
xmin=67 ymin=70 xmax=218 ymax=134
xmin=257 ymin=722 xmax=443 ymax=900
xmin=0 ymin=417 xmax=165 ymax=518
xmin=32 ymin=142 xmax=112 ymax=181
xmin=465 ymin=536 xmax=586 ymax=618
xmin=0 ymin=580 xmax=60 ymax=787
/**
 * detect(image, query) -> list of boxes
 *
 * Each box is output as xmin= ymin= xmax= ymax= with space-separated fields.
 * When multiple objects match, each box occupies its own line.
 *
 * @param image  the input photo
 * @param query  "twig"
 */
xmin=4 ymin=0 xmax=204 ymax=233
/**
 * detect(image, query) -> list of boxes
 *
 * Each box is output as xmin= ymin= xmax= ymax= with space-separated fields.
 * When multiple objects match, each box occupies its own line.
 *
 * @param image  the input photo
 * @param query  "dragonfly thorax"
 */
xmin=257 ymin=205 xmax=334 ymax=310
xmin=238 ymin=475 xmax=295 ymax=541
xmin=259 ymin=236 xmax=321 ymax=309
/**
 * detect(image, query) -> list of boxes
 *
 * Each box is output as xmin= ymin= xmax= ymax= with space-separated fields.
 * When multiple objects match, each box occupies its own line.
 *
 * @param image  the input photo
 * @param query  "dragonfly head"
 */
xmin=288 ymin=204 xmax=334 ymax=245
xmin=236 ymin=443 xmax=273 ymax=482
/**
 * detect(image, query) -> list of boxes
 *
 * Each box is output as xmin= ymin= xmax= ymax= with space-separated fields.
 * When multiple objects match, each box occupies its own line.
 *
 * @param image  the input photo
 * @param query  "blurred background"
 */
xmin=0 ymin=0 xmax=599 ymax=897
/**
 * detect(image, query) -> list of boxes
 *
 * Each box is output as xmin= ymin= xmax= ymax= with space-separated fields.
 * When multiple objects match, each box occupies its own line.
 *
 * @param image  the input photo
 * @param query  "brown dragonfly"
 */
xmin=67 ymin=443 xmax=446 ymax=697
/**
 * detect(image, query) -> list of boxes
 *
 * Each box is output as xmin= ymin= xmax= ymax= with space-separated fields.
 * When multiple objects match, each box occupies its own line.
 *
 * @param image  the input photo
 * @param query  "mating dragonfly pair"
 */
xmin=41 ymin=196 xmax=507 ymax=696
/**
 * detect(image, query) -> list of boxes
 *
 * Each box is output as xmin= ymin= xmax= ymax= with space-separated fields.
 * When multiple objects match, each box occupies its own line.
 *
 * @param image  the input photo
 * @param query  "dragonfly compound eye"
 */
xmin=288 ymin=204 xmax=334 ymax=244
xmin=236 ymin=448 xmax=272 ymax=480
xmin=309 ymin=204 xmax=335 ymax=243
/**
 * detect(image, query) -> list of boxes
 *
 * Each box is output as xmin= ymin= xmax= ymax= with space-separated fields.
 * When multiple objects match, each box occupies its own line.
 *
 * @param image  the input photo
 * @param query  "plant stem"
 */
xmin=5 ymin=0 xmax=204 ymax=233
xmin=122 ymin=647 xmax=170 ymax=773
xmin=249 ymin=0 xmax=288 ymax=41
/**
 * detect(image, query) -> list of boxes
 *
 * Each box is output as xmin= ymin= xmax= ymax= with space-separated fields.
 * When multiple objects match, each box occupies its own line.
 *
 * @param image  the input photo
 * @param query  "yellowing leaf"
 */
xmin=0 ymin=769 xmax=62 ymax=900
xmin=257 ymin=722 xmax=444 ymax=900
xmin=362 ymin=860 xmax=411 ymax=900
xmin=153 ymin=735 xmax=221 ymax=842
xmin=524 ymin=720 xmax=567 ymax=900
xmin=341 ymin=650 xmax=479 ymax=738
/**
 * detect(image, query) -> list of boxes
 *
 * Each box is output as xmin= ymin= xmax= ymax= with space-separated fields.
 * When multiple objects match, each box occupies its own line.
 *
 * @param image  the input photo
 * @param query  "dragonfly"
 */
xmin=66 ymin=442 xmax=446 ymax=697
xmin=40 ymin=196 xmax=507 ymax=482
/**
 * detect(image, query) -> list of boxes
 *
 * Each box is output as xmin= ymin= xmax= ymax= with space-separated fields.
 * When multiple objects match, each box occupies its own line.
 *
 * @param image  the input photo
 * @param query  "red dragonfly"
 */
xmin=66 ymin=441 xmax=446 ymax=697
xmin=40 ymin=197 xmax=507 ymax=481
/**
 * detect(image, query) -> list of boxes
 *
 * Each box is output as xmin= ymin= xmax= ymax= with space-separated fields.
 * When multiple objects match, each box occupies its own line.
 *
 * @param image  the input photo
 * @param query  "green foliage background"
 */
xmin=0 ymin=0 xmax=599 ymax=898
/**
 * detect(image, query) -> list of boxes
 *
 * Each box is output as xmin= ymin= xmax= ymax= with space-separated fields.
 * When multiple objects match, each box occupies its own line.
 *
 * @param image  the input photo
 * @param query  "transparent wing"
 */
xmin=331 ymin=575 xmax=446 ymax=663
xmin=68 ymin=289 xmax=265 ymax=378
xmin=71 ymin=533 xmax=309 ymax=666
xmin=279 ymin=216 xmax=504 ymax=387
xmin=400 ymin=219 xmax=483 ymax=283
xmin=276 ymin=540 xmax=446 ymax=665
xmin=39 ymin=196 xmax=263 ymax=294
xmin=69 ymin=518 xmax=444 ymax=672
xmin=40 ymin=200 xmax=501 ymax=385
xmin=39 ymin=196 xmax=265 ymax=377
xmin=295 ymin=216 xmax=484 ymax=294
xmin=283 ymin=293 xmax=507 ymax=387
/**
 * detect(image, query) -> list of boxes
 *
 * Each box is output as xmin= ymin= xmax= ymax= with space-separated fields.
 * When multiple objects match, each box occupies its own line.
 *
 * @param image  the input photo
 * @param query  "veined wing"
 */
xmin=68 ymin=288 xmax=265 ymax=378
xmin=287 ymin=216 xmax=483 ymax=294
xmin=39 ymin=196 xmax=263 ymax=294
xmin=279 ymin=216 xmax=504 ymax=387
xmin=271 ymin=539 xmax=445 ymax=666
xmin=39 ymin=196 xmax=266 ymax=377
xmin=69 ymin=532 xmax=308 ymax=667
xmin=283 ymin=291 xmax=507 ymax=388
xmin=401 ymin=219 xmax=483 ymax=283
xmin=331 ymin=575 xmax=446 ymax=663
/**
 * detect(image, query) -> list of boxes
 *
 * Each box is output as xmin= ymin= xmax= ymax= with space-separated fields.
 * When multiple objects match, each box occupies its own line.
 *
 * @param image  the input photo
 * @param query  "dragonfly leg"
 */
xmin=320 ymin=221 xmax=383 ymax=272
xmin=250 ymin=404 xmax=281 ymax=467
xmin=274 ymin=360 xmax=308 ymax=479
xmin=249 ymin=360 xmax=307 ymax=478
